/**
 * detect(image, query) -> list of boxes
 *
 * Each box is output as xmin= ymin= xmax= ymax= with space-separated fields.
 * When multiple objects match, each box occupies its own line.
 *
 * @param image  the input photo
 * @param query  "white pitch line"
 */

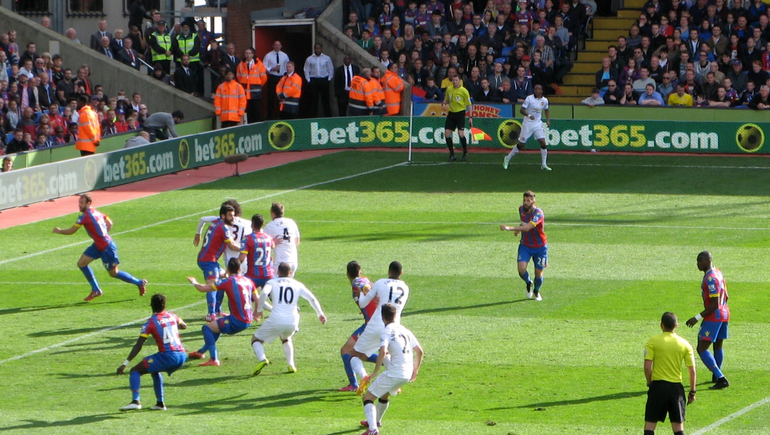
xmin=0 ymin=161 xmax=408 ymax=267
xmin=300 ymin=220 xmax=770 ymax=232
xmin=0 ymin=300 xmax=204 ymax=366
xmin=409 ymin=161 xmax=770 ymax=170
xmin=0 ymin=282 xmax=188 ymax=286
xmin=691 ymin=396 xmax=770 ymax=435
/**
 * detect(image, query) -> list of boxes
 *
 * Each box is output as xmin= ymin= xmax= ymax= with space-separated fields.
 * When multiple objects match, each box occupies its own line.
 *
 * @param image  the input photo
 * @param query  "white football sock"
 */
xmin=351 ymin=356 xmax=367 ymax=380
xmin=376 ymin=399 xmax=390 ymax=423
xmin=540 ymin=148 xmax=548 ymax=166
xmin=507 ymin=145 xmax=520 ymax=159
xmin=364 ymin=402 xmax=378 ymax=431
xmin=282 ymin=340 xmax=295 ymax=367
xmin=252 ymin=341 xmax=266 ymax=361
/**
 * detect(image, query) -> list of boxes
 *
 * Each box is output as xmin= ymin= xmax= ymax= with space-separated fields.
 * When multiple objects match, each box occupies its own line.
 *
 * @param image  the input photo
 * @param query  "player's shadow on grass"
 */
xmin=0 ymin=298 xmax=131 ymax=316
xmin=403 ymin=299 xmax=526 ymax=317
xmin=0 ymin=413 xmax=121 ymax=431
xmin=28 ymin=323 xmax=134 ymax=338
xmin=175 ymin=389 xmax=345 ymax=415
xmin=496 ymin=390 xmax=647 ymax=410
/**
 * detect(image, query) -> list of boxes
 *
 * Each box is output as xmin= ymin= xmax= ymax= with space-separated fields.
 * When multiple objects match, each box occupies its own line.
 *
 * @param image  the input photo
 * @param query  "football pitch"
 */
xmin=2 ymin=150 xmax=770 ymax=435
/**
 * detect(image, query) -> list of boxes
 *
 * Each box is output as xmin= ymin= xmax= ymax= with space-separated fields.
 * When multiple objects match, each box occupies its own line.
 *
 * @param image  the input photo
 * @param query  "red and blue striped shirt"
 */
xmin=352 ymin=277 xmax=377 ymax=323
xmin=241 ymin=231 xmax=275 ymax=280
xmin=140 ymin=311 xmax=186 ymax=353
xmin=75 ymin=207 xmax=112 ymax=251
xmin=197 ymin=219 xmax=232 ymax=263
xmin=702 ymin=267 xmax=729 ymax=322
xmin=519 ymin=206 xmax=547 ymax=248
xmin=213 ymin=275 xmax=255 ymax=324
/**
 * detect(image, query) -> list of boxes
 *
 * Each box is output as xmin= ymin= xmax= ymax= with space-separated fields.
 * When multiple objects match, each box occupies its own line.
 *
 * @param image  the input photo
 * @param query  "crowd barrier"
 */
xmin=1 ymin=113 xmax=767 ymax=211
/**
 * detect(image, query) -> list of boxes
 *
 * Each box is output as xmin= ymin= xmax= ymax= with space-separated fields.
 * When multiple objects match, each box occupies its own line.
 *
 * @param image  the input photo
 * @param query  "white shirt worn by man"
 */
xmin=354 ymin=277 xmax=411 ymax=355
xmin=521 ymin=94 xmax=549 ymax=125
xmin=264 ymin=216 xmax=300 ymax=268
xmin=197 ymin=215 xmax=252 ymax=272
xmin=264 ymin=50 xmax=290 ymax=76
xmin=304 ymin=53 xmax=335 ymax=82
xmin=258 ymin=277 xmax=324 ymax=326
xmin=379 ymin=323 xmax=420 ymax=379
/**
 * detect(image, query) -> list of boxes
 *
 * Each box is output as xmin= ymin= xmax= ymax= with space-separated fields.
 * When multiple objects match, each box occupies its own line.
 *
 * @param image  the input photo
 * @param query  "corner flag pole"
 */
xmin=408 ymin=101 xmax=414 ymax=162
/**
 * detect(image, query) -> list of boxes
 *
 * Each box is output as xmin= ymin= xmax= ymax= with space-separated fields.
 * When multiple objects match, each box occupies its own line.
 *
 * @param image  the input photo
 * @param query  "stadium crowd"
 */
xmin=586 ymin=0 xmax=770 ymax=108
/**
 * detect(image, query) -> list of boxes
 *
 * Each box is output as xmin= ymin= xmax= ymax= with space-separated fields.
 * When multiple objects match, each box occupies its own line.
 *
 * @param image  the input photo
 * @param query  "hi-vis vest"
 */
xmin=152 ymin=32 xmax=171 ymax=61
xmin=176 ymin=34 xmax=199 ymax=62
xmin=382 ymin=70 xmax=404 ymax=115
xmin=214 ymin=80 xmax=247 ymax=122
xmin=76 ymin=105 xmax=101 ymax=153
xmin=276 ymin=73 xmax=302 ymax=114
xmin=237 ymin=59 xmax=268 ymax=100
xmin=348 ymin=75 xmax=374 ymax=111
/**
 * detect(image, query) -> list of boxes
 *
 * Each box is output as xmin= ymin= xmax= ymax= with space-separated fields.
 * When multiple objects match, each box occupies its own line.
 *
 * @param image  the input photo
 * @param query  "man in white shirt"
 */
xmin=263 ymin=202 xmax=300 ymax=277
xmin=250 ymin=262 xmax=327 ymax=375
xmin=304 ymin=43 xmax=334 ymax=118
xmin=360 ymin=303 xmax=423 ymax=435
xmin=350 ymin=261 xmax=410 ymax=395
xmin=504 ymin=84 xmax=553 ymax=171
xmin=263 ymin=40 xmax=290 ymax=119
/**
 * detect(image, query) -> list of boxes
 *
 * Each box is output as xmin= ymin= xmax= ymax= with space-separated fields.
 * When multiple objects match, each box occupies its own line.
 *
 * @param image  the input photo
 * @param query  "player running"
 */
xmin=251 ymin=262 xmax=327 ymax=375
xmin=264 ymin=202 xmax=300 ymax=277
xmin=360 ymin=303 xmax=424 ymax=435
xmin=53 ymin=194 xmax=147 ymax=301
xmin=686 ymin=251 xmax=730 ymax=390
xmin=350 ymin=261 xmax=410 ymax=396
xmin=196 ymin=203 xmax=242 ymax=321
xmin=238 ymin=213 xmax=276 ymax=292
xmin=500 ymin=191 xmax=548 ymax=301
xmin=117 ymin=293 xmax=187 ymax=411
xmin=339 ymin=261 xmax=378 ymax=392
xmin=503 ymin=84 xmax=552 ymax=171
xmin=187 ymin=258 xmax=256 ymax=367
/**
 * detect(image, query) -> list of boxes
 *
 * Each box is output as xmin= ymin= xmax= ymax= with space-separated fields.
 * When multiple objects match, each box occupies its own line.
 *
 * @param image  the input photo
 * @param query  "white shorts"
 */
xmin=253 ymin=319 xmax=297 ymax=344
xmin=353 ymin=322 xmax=384 ymax=356
xmin=368 ymin=373 xmax=409 ymax=398
xmin=519 ymin=121 xmax=545 ymax=144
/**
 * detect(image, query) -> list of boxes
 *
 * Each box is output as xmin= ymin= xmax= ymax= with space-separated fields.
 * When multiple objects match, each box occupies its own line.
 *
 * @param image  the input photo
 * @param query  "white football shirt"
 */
xmin=264 ymin=217 xmax=300 ymax=266
xmin=380 ymin=323 xmax=420 ymax=379
xmin=359 ymin=278 xmax=410 ymax=327
xmin=197 ymin=215 xmax=252 ymax=261
xmin=521 ymin=94 xmax=549 ymax=125
xmin=259 ymin=277 xmax=323 ymax=324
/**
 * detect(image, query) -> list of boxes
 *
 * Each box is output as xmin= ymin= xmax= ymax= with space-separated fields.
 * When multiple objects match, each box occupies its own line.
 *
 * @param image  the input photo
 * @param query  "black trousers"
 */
xmin=221 ymin=120 xmax=239 ymax=128
xmin=279 ymin=111 xmax=297 ymax=120
xmin=336 ymin=93 xmax=350 ymax=117
xmin=246 ymin=98 xmax=261 ymax=124
xmin=266 ymin=75 xmax=281 ymax=120
xmin=307 ymin=77 xmax=332 ymax=117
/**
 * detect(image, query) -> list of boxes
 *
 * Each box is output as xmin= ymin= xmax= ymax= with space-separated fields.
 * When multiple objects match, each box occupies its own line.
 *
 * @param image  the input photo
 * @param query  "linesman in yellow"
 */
xmin=442 ymin=74 xmax=473 ymax=162
xmin=643 ymin=312 xmax=696 ymax=435
xmin=382 ymin=62 xmax=404 ymax=116
xmin=147 ymin=20 xmax=172 ymax=74
xmin=347 ymin=68 xmax=375 ymax=116
xmin=237 ymin=48 xmax=268 ymax=123
xmin=276 ymin=61 xmax=302 ymax=119
xmin=172 ymin=21 xmax=202 ymax=94
xmin=369 ymin=67 xmax=386 ymax=114
xmin=214 ymin=68 xmax=247 ymax=128
xmin=76 ymin=94 xmax=100 ymax=156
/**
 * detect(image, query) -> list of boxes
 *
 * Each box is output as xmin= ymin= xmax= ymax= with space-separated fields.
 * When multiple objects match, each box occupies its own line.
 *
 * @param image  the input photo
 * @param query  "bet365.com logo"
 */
xmin=268 ymin=122 xmax=295 ymax=150
xmin=497 ymin=119 xmax=522 ymax=148
xmin=735 ymin=123 xmax=765 ymax=153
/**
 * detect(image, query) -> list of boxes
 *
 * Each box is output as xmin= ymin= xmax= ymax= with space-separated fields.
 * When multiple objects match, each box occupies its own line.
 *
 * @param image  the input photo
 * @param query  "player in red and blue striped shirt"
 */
xmin=239 ymin=214 xmax=276 ymax=290
xmin=53 ymin=194 xmax=147 ymax=301
xmin=187 ymin=258 xmax=255 ymax=367
xmin=117 ymin=293 xmax=187 ymax=411
xmin=499 ymin=191 xmax=548 ymax=301
xmin=686 ymin=251 xmax=731 ymax=389
xmin=338 ymin=261 xmax=379 ymax=392
xmin=196 ymin=204 xmax=241 ymax=321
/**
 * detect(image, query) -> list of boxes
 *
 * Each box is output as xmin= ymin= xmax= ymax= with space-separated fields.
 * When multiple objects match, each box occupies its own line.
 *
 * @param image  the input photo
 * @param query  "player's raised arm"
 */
xmin=193 ymin=216 xmax=217 ymax=246
xmin=53 ymin=224 xmax=80 ymax=235
xmin=500 ymin=222 xmax=534 ymax=232
xmin=117 ymin=335 xmax=147 ymax=375
xmin=357 ymin=282 xmax=378 ymax=308
xmin=187 ymin=277 xmax=216 ymax=293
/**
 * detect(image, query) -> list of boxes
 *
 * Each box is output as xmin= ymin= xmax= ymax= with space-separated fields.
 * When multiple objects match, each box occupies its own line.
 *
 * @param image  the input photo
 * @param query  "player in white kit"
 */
xmin=360 ymin=303 xmax=423 ymax=435
xmin=503 ymin=84 xmax=553 ymax=171
xmin=250 ymin=262 xmax=326 ymax=375
xmin=194 ymin=199 xmax=252 ymax=317
xmin=350 ymin=261 xmax=410 ymax=395
xmin=263 ymin=202 xmax=300 ymax=277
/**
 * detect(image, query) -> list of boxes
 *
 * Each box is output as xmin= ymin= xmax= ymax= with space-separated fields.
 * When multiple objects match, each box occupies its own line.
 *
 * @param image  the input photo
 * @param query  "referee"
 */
xmin=442 ymin=73 xmax=473 ymax=162
xmin=644 ymin=312 xmax=696 ymax=435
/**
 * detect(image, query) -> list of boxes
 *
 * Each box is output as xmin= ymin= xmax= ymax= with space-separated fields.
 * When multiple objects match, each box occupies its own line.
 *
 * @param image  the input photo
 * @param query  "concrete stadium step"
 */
xmin=585 ymin=40 xmax=616 ymax=51
xmin=592 ymin=17 xmax=636 ymax=30
xmin=572 ymin=62 xmax=602 ymax=74
xmin=593 ymin=29 xmax=632 ymax=40
xmin=554 ymin=84 xmax=594 ymax=96
xmin=575 ymin=50 xmax=606 ymax=62
xmin=623 ymin=0 xmax=647 ymax=9
xmin=617 ymin=9 xmax=643 ymax=18
xmin=549 ymin=95 xmax=588 ymax=104
xmin=563 ymin=73 xmax=598 ymax=85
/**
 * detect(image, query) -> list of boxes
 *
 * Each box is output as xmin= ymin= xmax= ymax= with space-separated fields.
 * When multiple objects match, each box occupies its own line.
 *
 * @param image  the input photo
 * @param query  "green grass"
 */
xmin=1 ymin=150 xmax=770 ymax=434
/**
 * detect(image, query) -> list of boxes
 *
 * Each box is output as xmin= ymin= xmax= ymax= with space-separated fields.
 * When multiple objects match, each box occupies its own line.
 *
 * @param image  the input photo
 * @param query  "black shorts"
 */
xmin=645 ymin=381 xmax=686 ymax=423
xmin=444 ymin=110 xmax=465 ymax=131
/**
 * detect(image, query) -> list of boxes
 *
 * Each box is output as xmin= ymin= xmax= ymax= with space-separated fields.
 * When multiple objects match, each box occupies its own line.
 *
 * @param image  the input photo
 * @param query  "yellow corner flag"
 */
xmin=471 ymin=127 xmax=491 ymax=141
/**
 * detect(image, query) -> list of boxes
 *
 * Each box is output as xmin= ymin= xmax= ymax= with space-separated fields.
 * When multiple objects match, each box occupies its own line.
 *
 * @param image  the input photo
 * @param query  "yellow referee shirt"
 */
xmin=644 ymin=331 xmax=695 ymax=383
xmin=445 ymin=85 xmax=472 ymax=113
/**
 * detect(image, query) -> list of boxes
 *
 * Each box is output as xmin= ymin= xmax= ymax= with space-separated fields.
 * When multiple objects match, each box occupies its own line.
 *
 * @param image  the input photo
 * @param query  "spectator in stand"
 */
xmin=476 ymin=77 xmax=500 ymax=102
xmin=728 ymin=59 xmax=749 ymax=93
xmin=127 ymin=26 xmax=147 ymax=60
xmin=147 ymin=21 xmax=172 ymax=74
xmin=632 ymin=66 xmax=656 ymax=94
xmin=582 ymin=88 xmax=605 ymax=106
xmin=1 ymin=156 xmax=11 ymax=171
xmin=595 ymin=56 xmax=619 ymax=91
xmin=498 ymin=78 xmax=516 ymax=103
xmin=151 ymin=63 xmax=172 ymax=85
xmin=128 ymin=0 xmax=152 ymax=31
xmin=174 ymin=54 xmax=197 ymax=95
xmin=722 ymin=77 xmax=739 ymax=105
xmin=91 ymin=20 xmax=113 ymax=51
xmin=19 ymin=42 xmax=39 ymax=66
xmin=668 ymin=82 xmax=694 ymax=105
xmin=621 ymin=82 xmax=638 ymax=105
xmin=657 ymin=71 xmax=676 ymax=100
xmin=6 ymin=99 xmax=19 ymax=130
xmin=512 ymin=65 xmax=533 ymax=102
xmin=639 ymin=83 xmax=665 ymax=105
xmin=6 ymin=128 xmax=29 ymax=154
xmin=143 ymin=110 xmax=183 ymax=140
xmin=115 ymin=109 xmax=129 ymax=133
xmin=748 ymin=60 xmax=769 ymax=88
xmin=345 ymin=12 xmax=363 ymax=40
xmin=748 ymin=84 xmax=770 ymax=109
xmin=423 ymin=76 xmax=442 ymax=101
xmin=18 ymin=106 xmax=36 ymax=140
xmin=708 ymin=85 xmax=733 ymax=106
xmin=123 ymin=130 xmax=151 ymax=149
xmin=66 ymin=28 xmax=81 ymax=45
xmin=118 ymin=37 xmax=141 ymax=70
xmin=35 ymin=132 xmax=54 ymax=149
xmin=110 ymin=29 xmax=126 ymax=58
xmin=707 ymin=25 xmax=728 ymax=58
xmin=603 ymin=79 xmax=623 ymax=104
xmin=702 ymin=71 xmax=719 ymax=99
xmin=682 ymin=69 xmax=705 ymax=98
xmin=627 ymin=25 xmax=642 ymax=49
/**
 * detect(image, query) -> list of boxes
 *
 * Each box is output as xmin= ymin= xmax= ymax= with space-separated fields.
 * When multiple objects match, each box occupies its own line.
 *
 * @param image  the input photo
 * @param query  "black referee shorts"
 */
xmin=444 ymin=110 xmax=465 ymax=131
xmin=645 ymin=381 xmax=686 ymax=423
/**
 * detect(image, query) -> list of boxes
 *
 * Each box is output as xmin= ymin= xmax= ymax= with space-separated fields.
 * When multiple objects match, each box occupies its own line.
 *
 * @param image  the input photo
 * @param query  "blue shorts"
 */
xmin=198 ymin=261 xmax=221 ymax=281
xmin=217 ymin=315 xmax=250 ymax=335
xmin=698 ymin=321 xmax=729 ymax=342
xmin=248 ymin=277 xmax=270 ymax=289
xmin=350 ymin=323 xmax=366 ymax=341
xmin=518 ymin=244 xmax=548 ymax=270
xmin=83 ymin=241 xmax=120 ymax=270
xmin=142 ymin=351 xmax=187 ymax=375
